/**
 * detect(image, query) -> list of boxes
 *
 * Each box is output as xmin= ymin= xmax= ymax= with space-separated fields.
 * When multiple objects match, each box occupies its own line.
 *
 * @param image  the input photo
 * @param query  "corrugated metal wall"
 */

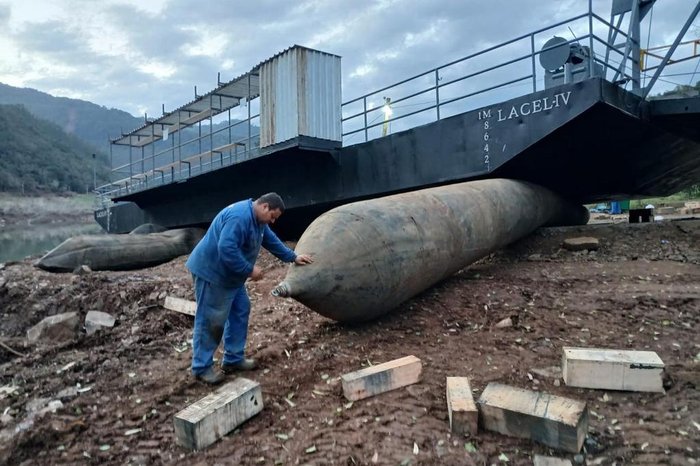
xmin=260 ymin=47 xmax=342 ymax=148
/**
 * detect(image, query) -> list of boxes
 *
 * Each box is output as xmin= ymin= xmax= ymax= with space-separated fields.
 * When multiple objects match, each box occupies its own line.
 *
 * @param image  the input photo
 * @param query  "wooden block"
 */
xmin=533 ymin=455 xmax=572 ymax=466
xmin=562 ymin=347 xmax=665 ymax=393
xmin=562 ymin=237 xmax=599 ymax=251
xmin=656 ymin=206 xmax=675 ymax=215
xmin=477 ymin=383 xmax=588 ymax=453
xmin=164 ymin=296 xmax=196 ymax=316
xmin=173 ymin=378 xmax=263 ymax=450
xmin=341 ymin=355 xmax=422 ymax=401
xmin=446 ymin=377 xmax=478 ymax=435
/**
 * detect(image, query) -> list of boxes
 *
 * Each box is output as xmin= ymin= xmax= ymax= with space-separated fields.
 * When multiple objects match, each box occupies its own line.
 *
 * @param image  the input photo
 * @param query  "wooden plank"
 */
xmin=477 ymin=383 xmax=588 ymax=453
xmin=128 ymin=147 xmax=216 ymax=188
xmin=562 ymin=347 xmax=665 ymax=393
xmin=446 ymin=376 xmax=478 ymax=435
xmin=164 ymin=296 xmax=197 ymax=316
xmin=173 ymin=378 xmax=263 ymax=451
xmin=181 ymin=108 xmax=215 ymax=126
xmin=341 ymin=355 xmax=422 ymax=401
xmin=213 ymin=141 xmax=246 ymax=153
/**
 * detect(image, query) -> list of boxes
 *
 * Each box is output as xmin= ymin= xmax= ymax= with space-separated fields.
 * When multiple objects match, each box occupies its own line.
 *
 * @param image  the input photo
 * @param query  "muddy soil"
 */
xmin=0 ymin=219 xmax=698 ymax=465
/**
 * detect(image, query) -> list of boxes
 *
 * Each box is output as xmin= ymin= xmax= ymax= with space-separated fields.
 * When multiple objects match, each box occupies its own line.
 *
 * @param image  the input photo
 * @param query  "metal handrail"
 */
xmin=98 ymin=133 xmax=261 ymax=200
xmin=99 ymin=113 xmax=261 ymax=199
xmin=343 ymin=75 xmax=533 ymax=137
xmin=112 ymin=115 xmax=260 ymax=174
xmin=339 ymin=7 xmax=649 ymax=145
xmin=342 ymin=12 xmax=591 ymax=107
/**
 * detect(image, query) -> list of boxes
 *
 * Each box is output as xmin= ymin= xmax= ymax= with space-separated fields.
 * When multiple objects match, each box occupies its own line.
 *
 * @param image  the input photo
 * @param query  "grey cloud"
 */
xmin=99 ymin=4 xmax=197 ymax=61
xmin=5 ymin=0 xmax=697 ymax=117
xmin=15 ymin=20 xmax=92 ymax=60
xmin=0 ymin=3 xmax=9 ymax=25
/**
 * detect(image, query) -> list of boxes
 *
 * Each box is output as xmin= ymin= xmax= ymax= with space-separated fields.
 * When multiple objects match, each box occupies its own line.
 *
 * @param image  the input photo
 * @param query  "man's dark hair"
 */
xmin=256 ymin=192 xmax=285 ymax=211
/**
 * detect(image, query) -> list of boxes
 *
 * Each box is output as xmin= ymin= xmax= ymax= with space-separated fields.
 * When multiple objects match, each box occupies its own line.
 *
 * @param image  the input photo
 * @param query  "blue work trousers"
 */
xmin=191 ymin=274 xmax=251 ymax=375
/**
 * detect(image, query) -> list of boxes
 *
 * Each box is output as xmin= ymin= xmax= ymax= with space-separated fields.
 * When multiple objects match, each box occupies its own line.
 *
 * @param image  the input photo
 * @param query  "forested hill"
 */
xmin=0 ymin=83 xmax=142 ymax=153
xmin=0 ymin=104 xmax=110 ymax=193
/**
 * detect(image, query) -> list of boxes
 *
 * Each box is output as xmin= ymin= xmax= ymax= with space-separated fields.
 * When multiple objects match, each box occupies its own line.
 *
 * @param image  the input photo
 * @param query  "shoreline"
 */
xmin=0 ymin=193 xmax=95 ymax=230
xmin=0 ymin=212 xmax=94 ymax=230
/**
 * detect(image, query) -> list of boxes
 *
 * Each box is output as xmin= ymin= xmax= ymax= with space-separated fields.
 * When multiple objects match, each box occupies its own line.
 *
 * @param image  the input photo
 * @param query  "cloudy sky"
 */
xmin=0 ymin=0 xmax=698 ymax=118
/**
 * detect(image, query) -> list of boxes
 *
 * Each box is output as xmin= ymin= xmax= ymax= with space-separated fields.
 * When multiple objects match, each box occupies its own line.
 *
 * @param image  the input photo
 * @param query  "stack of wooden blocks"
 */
xmin=445 ymin=347 xmax=664 ymax=455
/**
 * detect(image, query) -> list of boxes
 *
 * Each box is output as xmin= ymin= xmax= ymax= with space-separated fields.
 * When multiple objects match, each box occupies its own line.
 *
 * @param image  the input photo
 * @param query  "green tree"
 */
xmin=0 ymin=104 xmax=110 ymax=193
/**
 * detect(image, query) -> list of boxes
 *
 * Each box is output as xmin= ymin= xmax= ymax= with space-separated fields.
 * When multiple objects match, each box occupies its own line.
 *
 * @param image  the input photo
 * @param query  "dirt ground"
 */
xmin=0 ymin=217 xmax=698 ymax=465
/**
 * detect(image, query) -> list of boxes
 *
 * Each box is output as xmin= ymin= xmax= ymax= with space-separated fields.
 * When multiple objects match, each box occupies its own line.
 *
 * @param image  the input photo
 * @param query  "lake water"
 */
xmin=0 ymin=223 xmax=103 ymax=263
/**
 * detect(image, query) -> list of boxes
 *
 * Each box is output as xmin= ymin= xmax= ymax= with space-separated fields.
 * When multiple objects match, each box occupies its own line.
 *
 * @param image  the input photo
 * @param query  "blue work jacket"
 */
xmin=186 ymin=199 xmax=296 ymax=288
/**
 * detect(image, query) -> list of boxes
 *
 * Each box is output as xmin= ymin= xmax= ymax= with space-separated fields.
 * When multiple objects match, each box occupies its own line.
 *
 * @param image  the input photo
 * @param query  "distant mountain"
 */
xmin=0 ymin=104 xmax=110 ymax=193
xmin=0 ymin=83 xmax=143 ymax=154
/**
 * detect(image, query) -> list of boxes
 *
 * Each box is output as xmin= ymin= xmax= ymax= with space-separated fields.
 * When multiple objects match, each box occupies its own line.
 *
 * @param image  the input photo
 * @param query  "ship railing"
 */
xmin=97 ymin=115 xmax=261 ymax=200
xmin=340 ymin=3 xmax=647 ymax=146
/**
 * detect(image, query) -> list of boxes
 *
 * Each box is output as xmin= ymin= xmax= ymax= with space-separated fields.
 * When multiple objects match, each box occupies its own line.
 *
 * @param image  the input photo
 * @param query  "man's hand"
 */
xmin=250 ymin=265 xmax=264 ymax=281
xmin=294 ymin=254 xmax=313 ymax=265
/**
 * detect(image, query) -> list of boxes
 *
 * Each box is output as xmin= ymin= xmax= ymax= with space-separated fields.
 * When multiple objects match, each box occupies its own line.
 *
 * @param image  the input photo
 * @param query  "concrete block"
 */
xmin=446 ymin=376 xmax=478 ymax=435
xmin=26 ymin=312 xmax=79 ymax=343
xmin=173 ymin=378 xmax=263 ymax=451
xmin=477 ymin=383 xmax=588 ymax=453
xmin=84 ymin=311 xmax=115 ymax=335
xmin=562 ymin=347 xmax=665 ymax=393
xmin=562 ymin=237 xmax=599 ymax=251
xmin=164 ymin=296 xmax=196 ymax=316
xmin=341 ymin=355 xmax=422 ymax=401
